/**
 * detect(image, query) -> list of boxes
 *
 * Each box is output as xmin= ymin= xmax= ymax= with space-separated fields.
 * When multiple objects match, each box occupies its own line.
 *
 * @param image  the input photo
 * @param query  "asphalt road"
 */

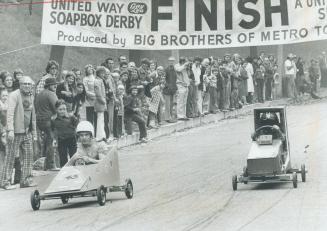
xmin=1 ymin=101 xmax=326 ymax=231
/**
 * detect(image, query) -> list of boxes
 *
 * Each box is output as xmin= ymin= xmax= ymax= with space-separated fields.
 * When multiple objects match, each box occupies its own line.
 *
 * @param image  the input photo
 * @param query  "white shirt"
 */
xmin=284 ymin=59 xmax=295 ymax=75
xmin=192 ymin=64 xmax=201 ymax=86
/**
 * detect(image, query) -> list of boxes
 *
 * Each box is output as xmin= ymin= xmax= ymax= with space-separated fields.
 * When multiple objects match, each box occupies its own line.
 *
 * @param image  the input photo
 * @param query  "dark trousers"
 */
xmin=104 ymin=111 xmax=109 ymax=138
xmin=58 ymin=137 xmax=77 ymax=167
xmin=86 ymin=106 xmax=97 ymax=134
xmin=37 ymin=120 xmax=55 ymax=170
xmin=257 ymin=79 xmax=265 ymax=103
xmin=113 ymin=108 xmax=123 ymax=138
xmin=14 ymin=157 xmax=21 ymax=184
xmin=265 ymin=78 xmax=273 ymax=100
xmin=125 ymin=113 xmax=147 ymax=139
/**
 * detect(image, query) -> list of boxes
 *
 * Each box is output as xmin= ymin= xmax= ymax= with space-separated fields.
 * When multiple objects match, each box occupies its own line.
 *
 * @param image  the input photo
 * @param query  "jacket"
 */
xmin=7 ymin=89 xmax=36 ymax=137
xmin=94 ymin=77 xmax=107 ymax=112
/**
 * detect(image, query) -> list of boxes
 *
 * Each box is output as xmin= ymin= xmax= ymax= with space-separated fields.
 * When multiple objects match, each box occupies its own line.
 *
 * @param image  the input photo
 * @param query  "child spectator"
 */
xmin=148 ymin=79 xmax=165 ymax=128
xmin=208 ymin=67 xmax=219 ymax=113
xmin=73 ymin=82 xmax=86 ymax=120
xmin=113 ymin=84 xmax=125 ymax=138
xmin=51 ymin=100 xmax=78 ymax=167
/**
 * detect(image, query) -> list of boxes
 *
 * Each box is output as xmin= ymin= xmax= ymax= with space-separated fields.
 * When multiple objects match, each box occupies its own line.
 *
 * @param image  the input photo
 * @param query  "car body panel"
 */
xmin=44 ymin=145 xmax=120 ymax=195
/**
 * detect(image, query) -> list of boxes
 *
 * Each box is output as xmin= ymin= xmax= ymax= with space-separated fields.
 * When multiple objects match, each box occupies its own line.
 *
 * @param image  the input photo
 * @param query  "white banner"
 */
xmin=41 ymin=0 xmax=327 ymax=50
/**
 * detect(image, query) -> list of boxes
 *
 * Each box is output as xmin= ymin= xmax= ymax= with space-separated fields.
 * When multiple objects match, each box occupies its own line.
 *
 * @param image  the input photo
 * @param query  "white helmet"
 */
xmin=76 ymin=121 xmax=94 ymax=137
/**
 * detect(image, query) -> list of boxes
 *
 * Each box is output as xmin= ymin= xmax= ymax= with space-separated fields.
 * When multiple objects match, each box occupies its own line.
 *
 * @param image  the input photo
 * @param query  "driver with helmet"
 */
xmin=254 ymin=112 xmax=285 ymax=141
xmin=71 ymin=121 xmax=111 ymax=165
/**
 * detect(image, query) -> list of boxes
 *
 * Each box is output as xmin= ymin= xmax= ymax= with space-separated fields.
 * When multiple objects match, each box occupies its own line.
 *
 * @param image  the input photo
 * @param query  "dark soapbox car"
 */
xmin=232 ymin=106 xmax=307 ymax=190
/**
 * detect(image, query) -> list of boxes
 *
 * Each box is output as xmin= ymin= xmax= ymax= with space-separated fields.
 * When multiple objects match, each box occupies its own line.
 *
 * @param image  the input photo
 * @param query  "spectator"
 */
xmin=272 ymin=64 xmax=280 ymax=100
xmin=192 ymin=57 xmax=202 ymax=115
xmin=0 ymin=71 xmax=13 ymax=93
xmin=284 ymin=54 xmax=298 ymax=99
xmin=119 ymin=55 xmax=128 ymax=64
xmin=296 ymin=57 xmax=306 ymax=95
xmin=94 ymin=66 xmax=107 ymax=140
xmin=208 ymin=66 xmax=219 ymax=113
xmin=12 ymin=69 xmax=24 ymax=91
xmin=56 ymin=71 xmax=76 ymax=113
xmin=163 ymin=57 xmax=177 ymax=123
xmin=72 ymin=68 xmax=82 ymax=84
xmin=309 ymin=59 xmax=321 ymax=93
xmin=124 ymin=85 xmax=148 ymax=143
xmin=72 ymin=82 xmax=86 ymax=119
xmin=36 ymin=60 xmax=59 ymax=95
xmin=319 ymin=52 xmax=327 ymax=87
xmin=175 ymin=57 xmax=190 ymax=120
xmin=83 ymin=64 xmax=97 ymax=131
xmin=127 ymin=68 xmax=140 ymax=91
xmin=0 ymin=76 xmax=37 ymax=189
xmin=120 ymin=61 xmax=129 ymax=73
xmin=138 ymin=58 xmax=151 ymax=97
xmin=239 ymin=62 xmax=249 ymax=105
xmin=254 ymin=64 xmax=265 ymax=103
xmin=264 ymin=57 xmax=274 ymax=101
xmin=128 ymin=62 xmax=136 ymax=69
xmin=104 ymin=57 xmax=115 ymax=72
xmin=149 ymin=60 xmax=157 ymax=75
xmin=104 ymin=68 xmax=116 ymax=139
xmin=35 ymin=77 xmax=58 ymax=170
xmin=245 ymin=58 xmax=255 ymax=103
xmin=51 ymin=100 xmax=78 ymax=167
xmin=137 ymin=85 xmax=150 ymax=125
xmin=113 ymin=84 xmax=125 ymax=138
xmin=186 ymin=59 xmax=198 ymax=118
xmin=230 ymin=55 xmax=241 ymax=110
xmin=221 ymin=62 xmax=231 ymax=111
xmin=148 ymin=79 xmax=165 ymax=128
xmin=0 ymin=88 xmax=8 ymax=180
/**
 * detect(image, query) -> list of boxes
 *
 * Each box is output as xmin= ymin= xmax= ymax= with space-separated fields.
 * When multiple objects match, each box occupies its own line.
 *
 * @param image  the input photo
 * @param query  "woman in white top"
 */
xmin=83 ymin=64 xmax=97 ymax=133
xmin=245 ymin=58 xmax=255 ymax=103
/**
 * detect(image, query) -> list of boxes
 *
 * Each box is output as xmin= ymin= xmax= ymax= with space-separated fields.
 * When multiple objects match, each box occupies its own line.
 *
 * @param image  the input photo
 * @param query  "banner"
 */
xmin=41 ymin=0 xmax=327 ymax=50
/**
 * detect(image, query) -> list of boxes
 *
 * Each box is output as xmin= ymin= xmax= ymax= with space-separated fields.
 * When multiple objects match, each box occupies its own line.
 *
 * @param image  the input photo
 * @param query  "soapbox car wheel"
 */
xmin=97 ymin=186 xmax=106 ymax=206
xmin=232 ymin=175 xmax=238 ymax=191
xmin=30 ymin=190 xmax=41 ymax=211
xmin=61 ymin=196 xmax=69 ymax=204
xmin=292 ymin=172 xmax=298 ymax=188
xmin=301 ymin=164 xmax=306 ymax=182
xmin=125 ymin=179 xmax=133 ymax=199
xmin=243 ymin=167 xmax=248 ymax=184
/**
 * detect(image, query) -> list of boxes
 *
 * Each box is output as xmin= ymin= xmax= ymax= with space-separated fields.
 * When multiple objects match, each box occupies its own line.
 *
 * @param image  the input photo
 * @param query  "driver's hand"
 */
xmin=82 ymin=156 xmax=90 ymax=162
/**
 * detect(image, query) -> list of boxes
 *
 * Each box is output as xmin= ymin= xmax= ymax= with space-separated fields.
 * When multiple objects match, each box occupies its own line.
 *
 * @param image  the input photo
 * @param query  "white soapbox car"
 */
xmin=30 ymin=145 xmax=133 ymax=210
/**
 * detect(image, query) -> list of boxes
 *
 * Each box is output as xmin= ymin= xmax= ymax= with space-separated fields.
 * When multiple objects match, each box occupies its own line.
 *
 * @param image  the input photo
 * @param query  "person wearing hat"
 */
xmin=284 ymin=54 xmax=297 ymax=100
xmin=36 ymin=60 xmax=59 ymax=95
xmin=163 ymin=56 xmax=178 ymax=123
xmin=123 ymin=85 xmax=148 ymax=143
xmin=70 ymin=121 xmax=114 ymax=165
xmin=0 ymin=76 xmax=38 ymax=189
xmin=35 ymin=77 xmax=58 ymax=171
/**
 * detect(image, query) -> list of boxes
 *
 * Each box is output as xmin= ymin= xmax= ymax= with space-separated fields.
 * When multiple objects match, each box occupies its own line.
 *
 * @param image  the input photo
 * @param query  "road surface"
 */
xmin=1 ymin=101 xmax=327 ymax=231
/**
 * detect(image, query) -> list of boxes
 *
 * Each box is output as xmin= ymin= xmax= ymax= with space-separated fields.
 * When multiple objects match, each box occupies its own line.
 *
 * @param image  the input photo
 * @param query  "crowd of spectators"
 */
xmin=0 ymin=51 xmax=325 ymax=189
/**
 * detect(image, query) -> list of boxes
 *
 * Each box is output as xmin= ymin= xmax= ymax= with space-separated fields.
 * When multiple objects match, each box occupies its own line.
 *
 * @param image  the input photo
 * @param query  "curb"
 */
xmin=115 ymin=99 xmax=287 ymax=149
